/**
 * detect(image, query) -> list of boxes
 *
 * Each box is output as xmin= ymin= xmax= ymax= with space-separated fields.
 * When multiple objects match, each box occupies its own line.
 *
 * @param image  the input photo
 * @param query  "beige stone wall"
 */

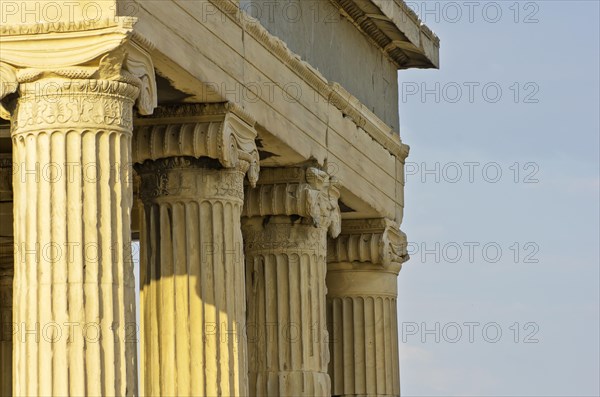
xmin=124 ymin=0 xmax=409 ymax=223
xmin=240 ymin=0 xmax=400 ymax=131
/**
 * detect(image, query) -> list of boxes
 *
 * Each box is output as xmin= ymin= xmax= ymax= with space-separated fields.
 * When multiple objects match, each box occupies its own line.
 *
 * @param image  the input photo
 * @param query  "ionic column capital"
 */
xmin=243 ymin=166 xmax=341 ymax=237
xmin=133 ymin=103 xmax=261 ymax=186
xmin=0 ymin=17 xmax=157 ymax=118
xmin=328 ymin=218 xmax=409 ymax=273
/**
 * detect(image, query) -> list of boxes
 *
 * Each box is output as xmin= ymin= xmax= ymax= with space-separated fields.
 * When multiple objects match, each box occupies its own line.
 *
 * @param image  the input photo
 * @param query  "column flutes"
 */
xmin=326 ymin=219 xmax=409 ymax=397
xmin=0 ymin=18 xmax=157 ymax=396
xmin=10 ymin=78 xmax=139 ymax=396
xmin=133 ymin=103 xmax=260 ymax=396
xmin=242 ymin=166 xmax=341 ymax=397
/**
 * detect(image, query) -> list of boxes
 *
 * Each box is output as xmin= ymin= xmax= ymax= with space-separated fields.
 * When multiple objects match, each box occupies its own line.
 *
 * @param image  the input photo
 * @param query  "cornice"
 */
xmin=329 ymin=83 xmax=410 ymax=159
xmin=206 ymin=0 xmax=409 ymax=160
xmin=133 ymin=103 xmax=260 ymax=186
xmin=330 ymin=0 xmax=439 ymax=69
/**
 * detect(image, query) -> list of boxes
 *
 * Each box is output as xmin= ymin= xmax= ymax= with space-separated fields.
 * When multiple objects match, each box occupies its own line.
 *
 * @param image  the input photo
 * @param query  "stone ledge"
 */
xmin=330 ymin=0 xmax=440 ymax=69
xmin=202 ymin=0 xmax=410 ymax=158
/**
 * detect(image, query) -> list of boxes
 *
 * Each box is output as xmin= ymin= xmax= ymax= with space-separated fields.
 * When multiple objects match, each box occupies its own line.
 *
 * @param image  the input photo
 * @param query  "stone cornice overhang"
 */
xmin=330 ymin=0 xmax=440 ymax=69
xmin=203 ymin=0 xmax=409 ymax=160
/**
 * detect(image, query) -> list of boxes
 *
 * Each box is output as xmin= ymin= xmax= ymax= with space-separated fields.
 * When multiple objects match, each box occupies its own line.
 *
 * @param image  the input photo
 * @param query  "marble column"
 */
xmin=0 ymin=155 xmax=13 ymax=396
xmin=242 ymin=166 xmax=341 ymax=396
xmin=326 ymin=219 xmax=409 ymax=397
xmin=133 ymin=103 xmax=260 ymax=396
xmin=9 ymin=78 xmax=140 ymax=396
xmin=0 ymin=18 xmax=157 ymax=396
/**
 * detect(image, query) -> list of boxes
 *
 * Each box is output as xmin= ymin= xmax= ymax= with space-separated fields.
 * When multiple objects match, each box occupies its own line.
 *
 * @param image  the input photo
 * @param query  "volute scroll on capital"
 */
xmin=132 ymin=103 xmax=261 ymax=187
xmin=242 ymin=166 xmax=342 ymax=238
xmin=327 ymin=218 xmax=409 ymax=273
xmin=0 ymin=17 xmax=158 ymax=119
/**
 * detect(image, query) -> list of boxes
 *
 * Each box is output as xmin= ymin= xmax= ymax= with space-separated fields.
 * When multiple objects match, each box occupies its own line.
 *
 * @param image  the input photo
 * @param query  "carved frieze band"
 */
xmin=0 ymin=17 xmax=157 ymax=119
xmin=135 ymin=157 xmax=246 ymax=203
xmin=242 ymin=167 xmax=341 ymax=237
xmin=133 ymin=103 xmax=260 ymax=186
xmin=11 ymin=78 xmax=138 ymax=135
xmin=327 ymin=218 xmax=409 ymax=272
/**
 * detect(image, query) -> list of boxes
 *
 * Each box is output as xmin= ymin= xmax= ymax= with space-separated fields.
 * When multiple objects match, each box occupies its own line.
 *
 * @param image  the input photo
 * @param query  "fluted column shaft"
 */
xmin=133 ymin=103 xmax=260 ymax=397
xmin=326 ymin=219 xmax=408 ymax=397
xmin=327 ymin=271 xmax=400 ymax=396
xmin=243 ymin=216 xmax=329 ymax=396
xmin=136 ymin=158 xmax=249 ymax=396
xmin=0 ymin=17 xmax=157 ymax=396
xmin=9 ymin=77 xmax=139 ymax=396
xmin=0 ymin=155 xmax=13 ymax=396
xmin=242 ymin=167 xmax=340 ymax=397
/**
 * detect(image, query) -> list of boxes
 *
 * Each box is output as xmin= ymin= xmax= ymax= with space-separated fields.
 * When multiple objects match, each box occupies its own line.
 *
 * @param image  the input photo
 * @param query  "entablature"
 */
xmin=331 ymin=0 xmax=440 ymax=69
xmin=0 ymin=0 xmax=421 ymax=225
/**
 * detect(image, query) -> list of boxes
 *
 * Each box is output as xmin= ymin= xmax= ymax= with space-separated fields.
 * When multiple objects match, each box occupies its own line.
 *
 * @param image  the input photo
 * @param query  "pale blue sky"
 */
xmin=397 ymin=1 xmax=599 ymax=396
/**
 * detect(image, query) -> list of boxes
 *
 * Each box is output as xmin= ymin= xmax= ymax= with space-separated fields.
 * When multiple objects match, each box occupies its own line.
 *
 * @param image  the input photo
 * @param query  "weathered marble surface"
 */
xmin=0 ymin=1 xmax=439 ymax=395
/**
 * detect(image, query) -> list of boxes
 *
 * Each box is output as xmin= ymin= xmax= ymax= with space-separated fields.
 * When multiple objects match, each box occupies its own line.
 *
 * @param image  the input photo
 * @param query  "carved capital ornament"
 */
xmin=243 ymin=166 xmax=342 ymax=237
xmin=133 ymin=103 xmax=260 ymax=186
xmin=327 ymin=218 xmax=409 ymax=273
xmin=0 ymin=17 xmax=157 ymax=119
